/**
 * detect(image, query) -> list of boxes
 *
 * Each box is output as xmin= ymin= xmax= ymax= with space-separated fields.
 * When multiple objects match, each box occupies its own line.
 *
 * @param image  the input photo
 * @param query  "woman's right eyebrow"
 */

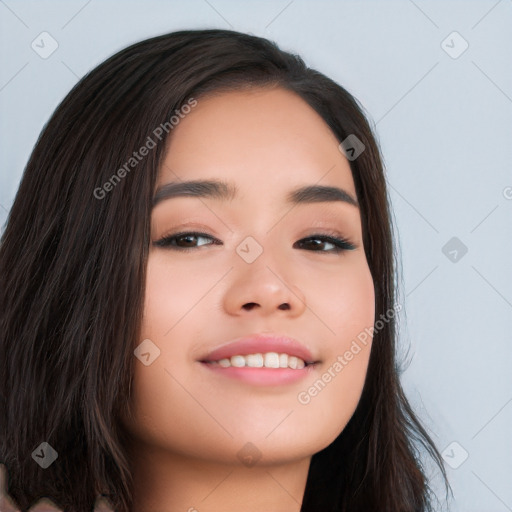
xmin=152 ymin=179 xmax=359 ymax=209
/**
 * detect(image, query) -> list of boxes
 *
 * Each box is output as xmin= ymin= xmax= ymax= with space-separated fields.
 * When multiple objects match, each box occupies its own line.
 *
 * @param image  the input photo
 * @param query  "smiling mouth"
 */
xmin=200 ymin=352 xmax=318 ymax=369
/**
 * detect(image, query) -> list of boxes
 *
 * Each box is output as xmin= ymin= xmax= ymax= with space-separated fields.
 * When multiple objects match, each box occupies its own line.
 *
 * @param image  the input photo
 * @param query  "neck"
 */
xmin=127 ymin=443 xmax=311 ymax=512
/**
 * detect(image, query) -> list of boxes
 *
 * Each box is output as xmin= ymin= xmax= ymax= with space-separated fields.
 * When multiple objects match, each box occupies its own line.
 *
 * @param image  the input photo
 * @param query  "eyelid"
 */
xmin=152 ymin=230 xmax=221 ymax=249
xmin=153 ymin=228 xmax=357 ymax=252
xmin=302 ymin=228 xmax=356 ymax=245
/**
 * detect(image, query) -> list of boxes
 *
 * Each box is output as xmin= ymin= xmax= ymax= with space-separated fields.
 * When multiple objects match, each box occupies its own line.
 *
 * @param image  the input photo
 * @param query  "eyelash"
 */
xmin=153 ymin=230 xmax=357 ymax=253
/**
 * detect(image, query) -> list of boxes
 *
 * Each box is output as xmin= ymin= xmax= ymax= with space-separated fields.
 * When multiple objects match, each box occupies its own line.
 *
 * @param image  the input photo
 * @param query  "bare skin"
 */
xmin=1 ymin=87 xmax=375 ymax=512
xmin=119 ymin=86 xmax=376 ymax=512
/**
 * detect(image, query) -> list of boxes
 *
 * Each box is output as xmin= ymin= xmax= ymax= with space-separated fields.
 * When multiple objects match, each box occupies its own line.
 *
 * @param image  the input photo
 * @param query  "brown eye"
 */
xmin=153 ymin=231 xmax=356 ymax=254
xmin=295 ymin=234 xmax=356 ymax=253
xmin=153 ymin=232 xmax=221 ymax=250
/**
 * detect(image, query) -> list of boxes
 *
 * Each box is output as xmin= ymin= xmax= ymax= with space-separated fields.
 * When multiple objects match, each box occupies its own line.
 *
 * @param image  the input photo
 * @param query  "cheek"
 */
xmin=305 ymin=256 xmax=375 ymax=340
xmin=295 ymin=258 xmax=375 ymax=440
xmin=125 ymin=252 xmax=376 ymax=463
xmin=124 ymin=358 xmax=225 ymax=460
xmin=140 ymin=254 xmax=214 ymax=339
xmin=123 ymin=256 xmax=230 ymax=456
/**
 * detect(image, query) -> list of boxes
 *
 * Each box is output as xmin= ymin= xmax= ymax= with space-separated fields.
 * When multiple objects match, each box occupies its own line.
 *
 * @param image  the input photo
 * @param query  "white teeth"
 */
xmin=264 ymin=352 xmax=280 ymax=368
xmin=230 ymin=355 xmax=246 ymax=367
xmin=246 ymin=354 xmax=263 ymax=367
xmin=211 ymin=352 xmax=307 ymax=369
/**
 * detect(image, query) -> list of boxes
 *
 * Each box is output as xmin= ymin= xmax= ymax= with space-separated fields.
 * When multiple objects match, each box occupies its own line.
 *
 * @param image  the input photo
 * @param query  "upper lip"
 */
xmin=199 ymin=333 xmax=318 ymax=364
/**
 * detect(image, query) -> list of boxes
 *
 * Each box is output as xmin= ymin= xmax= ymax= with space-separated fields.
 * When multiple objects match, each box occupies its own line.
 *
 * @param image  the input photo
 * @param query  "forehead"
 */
xmin=158 ymin=87 xmax=356 ymax=199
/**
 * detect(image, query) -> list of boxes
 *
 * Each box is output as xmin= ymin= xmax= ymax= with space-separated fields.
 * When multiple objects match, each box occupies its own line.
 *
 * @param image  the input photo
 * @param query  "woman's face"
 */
xmin=121 ymin=87 xmax=375 ymax=466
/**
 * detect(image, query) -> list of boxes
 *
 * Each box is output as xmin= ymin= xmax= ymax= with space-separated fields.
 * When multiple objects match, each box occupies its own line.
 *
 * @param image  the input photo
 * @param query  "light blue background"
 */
xmin=1 ymin=1 xmax=511 ymax=510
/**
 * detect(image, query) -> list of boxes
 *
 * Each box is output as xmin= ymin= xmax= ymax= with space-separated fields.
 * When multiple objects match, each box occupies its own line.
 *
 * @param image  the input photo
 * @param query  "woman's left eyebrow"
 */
xmin=152 ymin=179 xmax=358 ymax=209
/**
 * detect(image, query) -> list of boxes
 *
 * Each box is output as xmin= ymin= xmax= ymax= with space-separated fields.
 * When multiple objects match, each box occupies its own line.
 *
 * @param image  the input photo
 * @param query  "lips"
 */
xmin=198 ymin=333 xmax=318 ymax=365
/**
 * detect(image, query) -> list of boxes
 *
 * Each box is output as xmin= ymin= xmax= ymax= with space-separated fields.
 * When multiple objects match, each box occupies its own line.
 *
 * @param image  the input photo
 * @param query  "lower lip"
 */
xmin=200 ymin=362 xmax=315 ymax=386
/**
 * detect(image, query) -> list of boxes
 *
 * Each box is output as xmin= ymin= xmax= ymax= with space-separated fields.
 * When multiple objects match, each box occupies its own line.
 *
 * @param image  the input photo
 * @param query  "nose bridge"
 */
xmin=234 ymin=228 xmax=289 ymax=279
xmin=222 ymin=231 xmax=306 ymax=316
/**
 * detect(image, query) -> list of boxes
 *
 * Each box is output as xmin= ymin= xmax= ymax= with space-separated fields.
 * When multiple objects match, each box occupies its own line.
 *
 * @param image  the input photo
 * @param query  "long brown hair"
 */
xmin=0 ymin=29 xmax=450 ymax=511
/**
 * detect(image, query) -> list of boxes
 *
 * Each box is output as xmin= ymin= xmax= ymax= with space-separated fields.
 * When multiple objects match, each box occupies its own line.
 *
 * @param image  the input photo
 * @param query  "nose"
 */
xmin=222 ymin=251 xmax=307 ymax=318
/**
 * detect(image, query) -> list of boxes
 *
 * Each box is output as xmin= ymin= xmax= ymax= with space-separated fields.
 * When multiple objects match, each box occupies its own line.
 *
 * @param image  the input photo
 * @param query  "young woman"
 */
xmin=0 ymin=29 xmax=450 ymax=512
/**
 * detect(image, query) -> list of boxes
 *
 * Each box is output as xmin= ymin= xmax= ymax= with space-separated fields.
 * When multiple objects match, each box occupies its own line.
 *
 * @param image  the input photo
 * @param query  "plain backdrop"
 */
xmin=1 ymin=1 xmax=511 ymax=511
